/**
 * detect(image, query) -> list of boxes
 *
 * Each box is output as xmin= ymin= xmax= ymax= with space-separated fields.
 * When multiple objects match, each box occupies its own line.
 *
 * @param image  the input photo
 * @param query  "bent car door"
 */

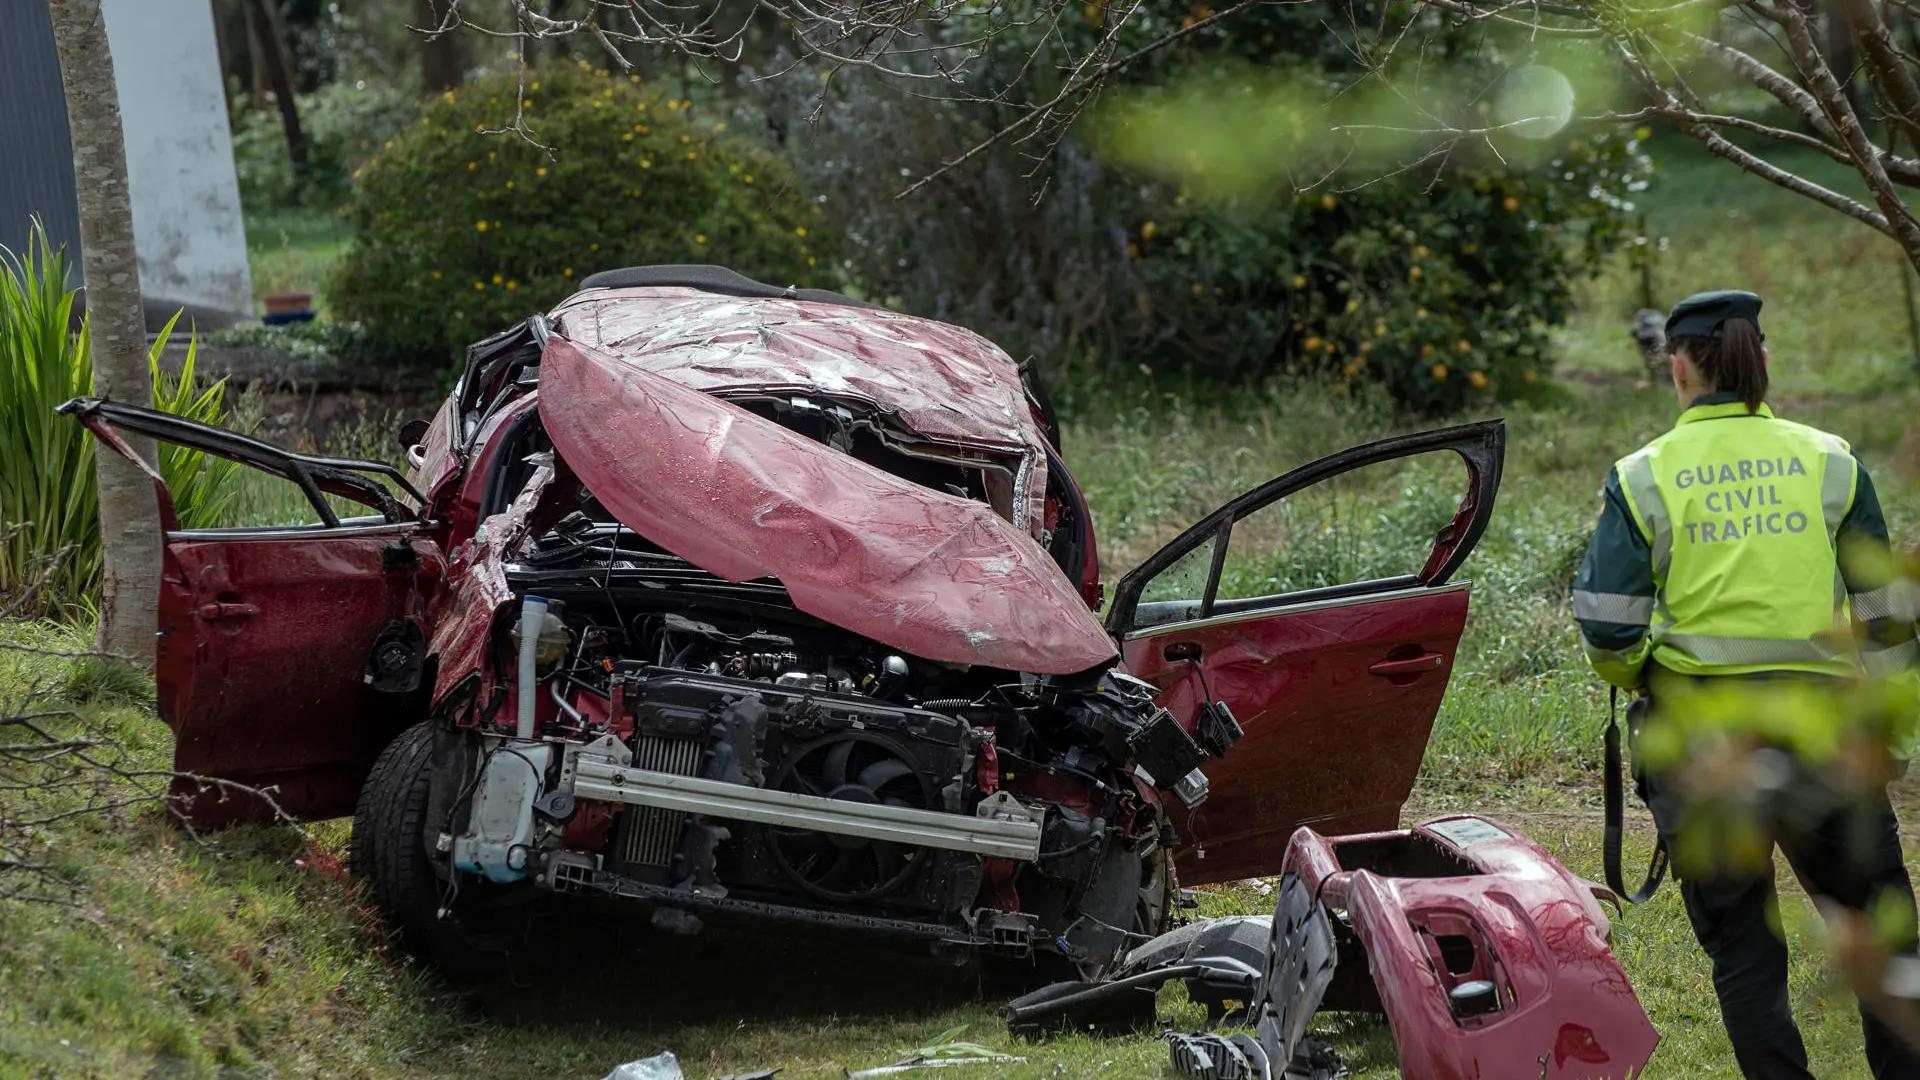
xmin=65 ymin=398 xmax=445 ymax=826
xmin=1106 ymin=421 xmax=1503 ymax=884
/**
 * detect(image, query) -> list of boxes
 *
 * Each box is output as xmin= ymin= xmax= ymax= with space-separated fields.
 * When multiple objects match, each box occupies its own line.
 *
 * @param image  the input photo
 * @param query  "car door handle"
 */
xmin=197 ymin=602 xmax=260 ymax=622
xmin=1369 ymin=652 xmax=1446 ymax=677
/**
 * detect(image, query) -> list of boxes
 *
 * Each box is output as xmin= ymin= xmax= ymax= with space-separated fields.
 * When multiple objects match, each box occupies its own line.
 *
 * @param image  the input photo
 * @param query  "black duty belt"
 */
xmin=1604 ymin=686 xmax=1669 ymax=904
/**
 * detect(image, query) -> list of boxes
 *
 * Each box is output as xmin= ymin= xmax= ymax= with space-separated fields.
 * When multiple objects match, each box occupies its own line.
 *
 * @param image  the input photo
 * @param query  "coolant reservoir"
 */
xmin=510 ymin=609 xmax=571 ymax=665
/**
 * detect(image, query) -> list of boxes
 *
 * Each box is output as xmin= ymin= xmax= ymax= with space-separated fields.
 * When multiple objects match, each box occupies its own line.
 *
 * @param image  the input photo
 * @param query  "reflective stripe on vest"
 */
xmin=1573 ymin=590 xmax=1655 ymax=624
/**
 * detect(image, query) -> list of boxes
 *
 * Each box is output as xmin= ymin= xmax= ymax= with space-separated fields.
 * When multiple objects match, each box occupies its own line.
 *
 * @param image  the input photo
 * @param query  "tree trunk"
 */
xmin=415 ymin=0 xmax=469 ymax=94
xmin=210 ymin=0 xmax=236 ymax=116
xmin=46 ymin=0 xmax=161 ymax=664
xmin=242 ymin=0 xmax=308 ymax=170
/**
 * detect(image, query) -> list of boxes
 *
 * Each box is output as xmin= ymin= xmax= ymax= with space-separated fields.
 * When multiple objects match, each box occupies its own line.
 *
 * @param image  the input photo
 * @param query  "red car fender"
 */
xmin=1283 ymin=817 xmax=1659 ymax=1079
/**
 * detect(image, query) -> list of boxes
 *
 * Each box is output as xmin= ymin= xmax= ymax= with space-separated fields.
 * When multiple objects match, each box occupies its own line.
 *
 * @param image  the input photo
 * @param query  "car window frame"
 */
xmin=1105 ymin=420 xmax=1505 ymax=636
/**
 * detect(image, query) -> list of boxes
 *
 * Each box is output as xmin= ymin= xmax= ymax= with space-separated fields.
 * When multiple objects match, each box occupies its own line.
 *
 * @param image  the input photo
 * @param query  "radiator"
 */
xmin=619 ymin=734 xmax=703 ymax=868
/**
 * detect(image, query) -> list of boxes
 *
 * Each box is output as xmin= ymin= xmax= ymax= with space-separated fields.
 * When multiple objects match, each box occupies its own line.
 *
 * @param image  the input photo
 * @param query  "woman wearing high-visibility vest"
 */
xmin=1574 ymin=289 xmax=1920 ymax=1079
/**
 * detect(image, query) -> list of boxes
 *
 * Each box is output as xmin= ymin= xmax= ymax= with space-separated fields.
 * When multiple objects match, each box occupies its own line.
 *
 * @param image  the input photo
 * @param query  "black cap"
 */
xmin=1665 ymin=289 xmax=1764 ymax=342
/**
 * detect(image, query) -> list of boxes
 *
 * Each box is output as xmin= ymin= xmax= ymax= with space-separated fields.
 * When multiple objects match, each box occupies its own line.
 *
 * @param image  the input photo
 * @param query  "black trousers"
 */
xmin=1642 ymin=761 xmax=1920 ymax=1079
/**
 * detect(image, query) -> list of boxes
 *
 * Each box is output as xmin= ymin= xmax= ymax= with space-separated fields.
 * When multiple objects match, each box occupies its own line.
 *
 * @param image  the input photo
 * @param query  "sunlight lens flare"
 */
xmin=1495 ymin=66 xmax=1576 ymax=140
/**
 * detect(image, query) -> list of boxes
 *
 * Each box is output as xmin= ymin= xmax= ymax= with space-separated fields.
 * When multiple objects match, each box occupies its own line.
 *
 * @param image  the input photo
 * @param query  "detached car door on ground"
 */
xmin=1107 ymin=421 xmax=1504 ymax=885
xmin=63 ymin=398 xmax=444 ymax=826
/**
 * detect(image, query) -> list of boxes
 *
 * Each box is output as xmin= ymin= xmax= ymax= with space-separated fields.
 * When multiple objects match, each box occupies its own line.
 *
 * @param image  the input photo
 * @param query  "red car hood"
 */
xmin=538 ymin=336 xmax=1117 ymax=674
xmin=550 ymin=287 xmax=1050 ymax=533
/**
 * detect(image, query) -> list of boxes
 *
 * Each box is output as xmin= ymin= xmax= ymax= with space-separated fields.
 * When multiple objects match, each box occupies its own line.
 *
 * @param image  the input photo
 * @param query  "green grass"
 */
xmin=4 ymin=134 xmax=1917 ymax=1077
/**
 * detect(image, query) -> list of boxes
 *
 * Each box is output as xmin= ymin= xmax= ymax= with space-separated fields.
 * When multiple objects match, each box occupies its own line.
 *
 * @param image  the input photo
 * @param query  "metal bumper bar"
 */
xmin=571 ymin=758 xmax=1043 ymax=861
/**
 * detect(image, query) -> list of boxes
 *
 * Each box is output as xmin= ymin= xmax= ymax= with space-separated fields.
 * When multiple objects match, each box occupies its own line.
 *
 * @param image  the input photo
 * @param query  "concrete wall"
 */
xmin=103 ymin=0 xmax=254 ymax=321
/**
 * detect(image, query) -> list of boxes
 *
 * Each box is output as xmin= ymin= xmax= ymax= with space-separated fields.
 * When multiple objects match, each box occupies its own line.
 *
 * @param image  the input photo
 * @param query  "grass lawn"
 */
xmin=2 ymin=138 xmax=1918 ymax=1078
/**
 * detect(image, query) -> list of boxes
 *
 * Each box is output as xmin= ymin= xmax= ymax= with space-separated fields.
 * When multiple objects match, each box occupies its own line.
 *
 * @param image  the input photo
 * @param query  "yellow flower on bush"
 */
xmin=537 ymin=167 xmax=547 ymax=177
xmin=1421 ymin=343 xmax=1436 ymax=358
xmin=795 ymin=227 xmax=807 ymax=238
xmin=1468 ymin=370 xmax=1489 ymax=389
xmin=475 ymin=221 xmax=488 ymax=232
xmin=506 ymin=280 xmax=517 ymax=290
xmin=1320 ymin=194 xmax=1336 ymax=210
xmin=492 ymin=274 xmax=502 ymax=284
xmin=1431 ymin=363 xmax=1449 ymax=380
xmin=1456 ymin=339 xmax=1471 ymax=352
xmin=1141 ymin=221 xmax=1157 ymax=240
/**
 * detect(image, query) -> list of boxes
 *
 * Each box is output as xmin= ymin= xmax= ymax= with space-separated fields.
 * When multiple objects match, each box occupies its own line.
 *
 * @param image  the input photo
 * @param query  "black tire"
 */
xmin=351 ymin=721 xmax=531 ymax=980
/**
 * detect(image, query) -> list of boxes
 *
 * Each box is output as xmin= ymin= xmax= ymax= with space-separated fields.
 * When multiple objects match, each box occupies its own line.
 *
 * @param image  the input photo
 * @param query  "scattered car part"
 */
xmin=1167 ymin=1031 xmax=1269 ymax=1080
xmin=848 ymin=1026 xmax=1021 ymax=1077
xmin=1282 ymin=815 xmax=1660 ymax=1079
xmin=1165 ymin=1031 xmax=1341 ymax=1080
xmin=1255 ymin=874 xmax=1338 ymax=1070
xmin=600 ymin=1052 xmax=683 ymax=1080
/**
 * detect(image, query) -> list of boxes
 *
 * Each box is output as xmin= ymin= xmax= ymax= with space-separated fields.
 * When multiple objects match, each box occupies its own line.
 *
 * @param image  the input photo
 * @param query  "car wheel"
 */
xmin=1137 ymin=840 xmax=1173 ymax=939
xmin=351 ymin=721 xmax=530 ymax=981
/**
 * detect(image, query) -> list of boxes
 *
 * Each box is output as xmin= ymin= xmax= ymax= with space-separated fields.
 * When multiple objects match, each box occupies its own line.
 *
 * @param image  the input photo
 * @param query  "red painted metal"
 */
xmin=538 ymin=336 xmax=1117 ymax=674
xmin=553 ymin=287 xmax=1053 ymax=533
xmin=1283 ymin=817 xmax=1660 ymax=1079
xmin=157 ymin=528 xmax=445 ymax=824
xmin=1123 ymin=587 xmax=1469 ymax=885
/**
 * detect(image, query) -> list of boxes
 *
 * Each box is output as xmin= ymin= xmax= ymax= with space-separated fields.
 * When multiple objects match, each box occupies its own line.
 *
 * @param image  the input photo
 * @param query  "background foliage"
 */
xmin=327 ymin=62 xmax=832 ymax=367
xmin=750 ymin=0 xmax=1649 ymax=412
xmin=230 ymin=78 xmax=419 ymax=211
xmin=0 ymin=226 xmax=239 ymax=616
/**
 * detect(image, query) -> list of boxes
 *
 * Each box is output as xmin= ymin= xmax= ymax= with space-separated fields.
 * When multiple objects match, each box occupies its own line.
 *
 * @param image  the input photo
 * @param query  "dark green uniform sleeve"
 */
xmin=1838 ymin=458 xmax=1919 ymax=674
xmin=1573 ymin=468 xmax=1657 ymax=689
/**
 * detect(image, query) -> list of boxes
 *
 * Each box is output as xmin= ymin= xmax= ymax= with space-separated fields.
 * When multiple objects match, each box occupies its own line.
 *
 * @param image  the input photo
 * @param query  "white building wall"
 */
xmin=103 ymin=0 xmax=253 ymax=319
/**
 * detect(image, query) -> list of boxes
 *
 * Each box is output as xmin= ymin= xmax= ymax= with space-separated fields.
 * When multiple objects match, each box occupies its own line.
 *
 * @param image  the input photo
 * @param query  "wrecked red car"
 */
xmin=63 ymin=265 xmax=1508 ymax=982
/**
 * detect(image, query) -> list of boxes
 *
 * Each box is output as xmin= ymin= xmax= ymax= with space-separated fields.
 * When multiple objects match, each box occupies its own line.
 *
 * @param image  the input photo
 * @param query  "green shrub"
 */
xmin=328 ymin=62 xmax=831 ymax=368
xmin=1119 ymin=131 xmax=1647 ymax=413
xmin=0 ymin=222 xmax=239 ymax=617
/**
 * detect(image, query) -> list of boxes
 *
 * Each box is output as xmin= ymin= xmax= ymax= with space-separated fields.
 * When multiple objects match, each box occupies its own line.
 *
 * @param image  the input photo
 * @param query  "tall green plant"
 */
xmin=0 ymin=220 xmax=237 ymax=616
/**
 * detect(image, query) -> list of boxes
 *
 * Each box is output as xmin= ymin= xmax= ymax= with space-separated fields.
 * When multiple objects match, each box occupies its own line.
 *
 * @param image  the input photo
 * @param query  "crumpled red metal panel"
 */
xmin=426 ymin=465 xmax=547 ymax=707
xmin=550 ymin=287 xmax=1049 ymax=533
xmin=538 ymin=336 xmax=1117 ymax=674
xmin=1284 ymin=817 xmax=1660 ymax=1079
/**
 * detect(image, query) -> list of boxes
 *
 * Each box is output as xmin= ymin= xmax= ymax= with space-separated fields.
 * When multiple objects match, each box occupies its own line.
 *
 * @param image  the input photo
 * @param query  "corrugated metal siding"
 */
xmin=0 ymin=0 xmax=86 ymax=279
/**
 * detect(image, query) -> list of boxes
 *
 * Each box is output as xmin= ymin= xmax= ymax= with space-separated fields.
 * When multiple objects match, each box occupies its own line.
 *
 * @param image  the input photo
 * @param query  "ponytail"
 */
xmin=1672 ymin=318 xmax=1768 ymax=413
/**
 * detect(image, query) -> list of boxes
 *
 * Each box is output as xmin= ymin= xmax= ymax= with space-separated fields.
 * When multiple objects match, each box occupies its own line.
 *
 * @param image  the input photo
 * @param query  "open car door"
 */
xmin=1106 ymin=421 xmax=1503 ymax=885
xmin=63 ymin=398 xmax=444 ymax=826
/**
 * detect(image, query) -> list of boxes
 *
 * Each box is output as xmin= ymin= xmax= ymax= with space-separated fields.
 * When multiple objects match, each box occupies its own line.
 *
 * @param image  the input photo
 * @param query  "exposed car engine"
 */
xmin=434 ymin=463 xmax=1221 ymax=972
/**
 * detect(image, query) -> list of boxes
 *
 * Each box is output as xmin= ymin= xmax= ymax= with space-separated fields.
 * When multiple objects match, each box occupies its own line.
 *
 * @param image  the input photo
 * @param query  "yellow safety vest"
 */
xmin=1614 ymin=400 xmax=1860 ymax=679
